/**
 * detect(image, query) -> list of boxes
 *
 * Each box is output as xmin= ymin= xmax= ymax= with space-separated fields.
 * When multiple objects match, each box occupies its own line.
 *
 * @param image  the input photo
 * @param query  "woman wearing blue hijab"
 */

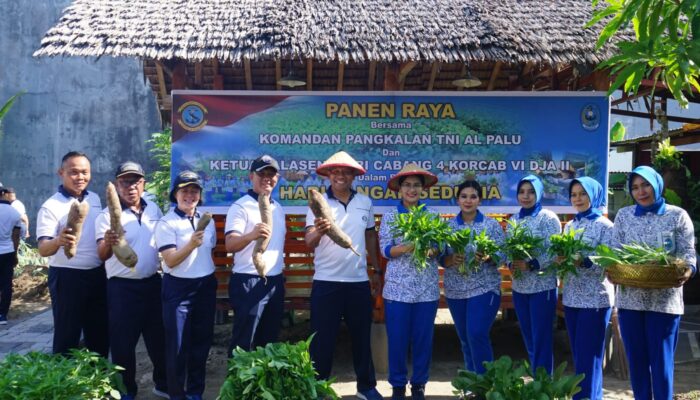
xmin=560 ymin=177 xmax=614 ymax=400
xmin=507 ymin=175 xmax=562 ymax=374
xmin=613 ymin=165 xmax=696 ymax=400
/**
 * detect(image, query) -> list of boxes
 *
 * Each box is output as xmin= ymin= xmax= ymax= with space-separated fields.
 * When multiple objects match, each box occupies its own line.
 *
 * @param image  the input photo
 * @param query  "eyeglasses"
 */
xmin=255 ymin=171 xmax=278 ymax=179
xmin=117 ymin=178 xmax=144 ymax=188
xmin=400 ymin=183 xmax=423 ymax=189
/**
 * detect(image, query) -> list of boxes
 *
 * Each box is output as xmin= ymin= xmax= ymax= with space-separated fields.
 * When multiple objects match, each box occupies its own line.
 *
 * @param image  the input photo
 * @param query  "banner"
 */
xmin=172 ymin=91 xmax=610 ymax=214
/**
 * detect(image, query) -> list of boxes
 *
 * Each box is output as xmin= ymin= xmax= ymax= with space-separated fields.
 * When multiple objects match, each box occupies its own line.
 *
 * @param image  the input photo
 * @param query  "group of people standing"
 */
xmin=0 ymin=148 xmax=695 ymax=400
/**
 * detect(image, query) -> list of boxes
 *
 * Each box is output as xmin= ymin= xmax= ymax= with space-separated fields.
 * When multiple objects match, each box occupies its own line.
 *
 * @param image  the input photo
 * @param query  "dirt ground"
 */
xmin=130 ymin=310 xmax=700 ymax=400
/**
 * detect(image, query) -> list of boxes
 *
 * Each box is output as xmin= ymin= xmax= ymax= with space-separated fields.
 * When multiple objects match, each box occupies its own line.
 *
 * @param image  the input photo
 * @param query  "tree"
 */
xmin=588 ymin=0 xmax=700 ymax=107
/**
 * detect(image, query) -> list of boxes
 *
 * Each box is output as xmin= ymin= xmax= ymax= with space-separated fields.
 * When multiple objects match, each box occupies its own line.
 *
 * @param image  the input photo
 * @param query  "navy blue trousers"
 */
xmin=513 ymin=288 xmax=557 ymax=374
xmin=618 ymin=309 xmax=680 ymax=400
xmin=48 ymin=265 xmax=109 ymax=357
xmin=564 ymin=306 xmax=612 ymax=400
xmin=310 ymin=280 xmax=377 ymax=391
xmin=446 ymin=291 xmax=501 ymax=373
xmin=162 ymin=273 xmax=216 ymax=400
xmin=0 ymin=252 xmax=16 ymax=316
xmin=384 ymin=299 xmax=438 ymax=388
xmin=228 ymin=272 xmax=285 ymax=354
xmin=107 ymin=275 xmax=167 ymax=396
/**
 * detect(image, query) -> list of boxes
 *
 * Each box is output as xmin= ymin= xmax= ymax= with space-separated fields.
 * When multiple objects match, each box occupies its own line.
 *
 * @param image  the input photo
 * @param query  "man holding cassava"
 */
xmin=224 ymin=155 xmax=286 ymax=354
xmin=304 ymin=151 xmax=383 ymax=400
xmin=36 ymin=151 xmax=108 ymax=356
xmin=95 ymin=161 xmax=168 ymax=400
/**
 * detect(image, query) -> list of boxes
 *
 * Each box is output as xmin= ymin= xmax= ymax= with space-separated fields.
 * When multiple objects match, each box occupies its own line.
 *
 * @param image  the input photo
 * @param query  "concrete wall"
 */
xmin=0 ymin=0 xmax=162 ymax=236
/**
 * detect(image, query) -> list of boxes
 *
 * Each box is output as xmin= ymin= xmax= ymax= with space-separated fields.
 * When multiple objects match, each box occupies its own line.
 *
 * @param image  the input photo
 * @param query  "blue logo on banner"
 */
xmin=177 ymin=101 xmax=208 ymax=131
xmin=581 ymin=104 xmax=600 ymax=131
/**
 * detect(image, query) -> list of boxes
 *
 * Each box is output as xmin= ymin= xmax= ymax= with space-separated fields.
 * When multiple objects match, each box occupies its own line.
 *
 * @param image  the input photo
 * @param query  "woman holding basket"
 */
xmin=612 ymin=166 xmax=696 ymax=400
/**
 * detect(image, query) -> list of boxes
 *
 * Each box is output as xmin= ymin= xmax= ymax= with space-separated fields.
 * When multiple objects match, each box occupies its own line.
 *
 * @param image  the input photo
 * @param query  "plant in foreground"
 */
xmin=0 ymin=349 xmax=125 ymax=399
xmin=548 ymin=229 xmax=594 ymax=281
xmin=390 ymin=204 xmax=451 ymax=272
xmin=503 ymin=220 xmax=544 ymax=279
xmin=218 ymin=336 xmax=338 ymax=400
xmin=590 ymin=243 xmax=683 ymax=269
xmin=452 ymin=356 xmax=584 ymax=400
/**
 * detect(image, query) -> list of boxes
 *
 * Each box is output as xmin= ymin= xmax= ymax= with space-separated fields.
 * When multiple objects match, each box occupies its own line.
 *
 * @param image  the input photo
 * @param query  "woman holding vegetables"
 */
xmin=443 ymin=180 xmax=505 ymax=374
xmin=379 ymin=163 xmax=439 ymax=400
xmin=507 ymin=174 xmax=561 ymax=375
xmin=558 ymin=177 xmax=614 ymax=400
xmin=612 ymin=165 xmax=696 ymax=400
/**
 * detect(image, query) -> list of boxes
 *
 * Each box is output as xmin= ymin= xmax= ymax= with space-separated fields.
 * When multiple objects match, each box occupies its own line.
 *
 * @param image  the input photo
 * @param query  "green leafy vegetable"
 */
xmin=390 ymin=205 xmax=451 ymax=272
xmin=218 ymin=336 xmax=338 ymax=400
xmin=452 ymin=356 xmax=584 ymax=400
xmin=548 ymin=229 xmax=594 ymax=281
xmin=465 ymin=230 xmax=501 ymax=273
xmin=0 ymin=349 xmax=125 ymax=399
xmin=590 ymin=243 xmax=680 ymax=268
xmin=503 ymin=220 xmax=544 ymax=279
xmin=445 ymin=227 xmax=473 ymax=275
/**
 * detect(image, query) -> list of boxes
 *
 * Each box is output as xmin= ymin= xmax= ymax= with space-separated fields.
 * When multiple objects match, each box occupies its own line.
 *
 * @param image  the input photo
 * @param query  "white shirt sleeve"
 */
xmin=224 ymin=203 xmax=247 ymax=236
xmin=36 ymin=206 xmax=59 ymax=239
xmin=94 ymin=210 xmax=110 ymax=242
xmin=155 ymin=219 xmax=177 ymax=250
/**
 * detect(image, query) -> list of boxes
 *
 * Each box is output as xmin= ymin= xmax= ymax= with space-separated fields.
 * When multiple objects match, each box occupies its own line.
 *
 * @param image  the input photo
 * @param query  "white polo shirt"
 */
xmin=305 ymin=188 xmax=375 ymax=282
xmin=225 ymin=190 xmax=285 ymax=276
xmin=95 ymin=198 xmax=163 ymax=279
xmin=155 ymin=208 xmax=216 ymax=278
xmin=36 ymin=188 xmax=102 ymax=269
xmin=0 ymin=201 xmax=22 ymax=254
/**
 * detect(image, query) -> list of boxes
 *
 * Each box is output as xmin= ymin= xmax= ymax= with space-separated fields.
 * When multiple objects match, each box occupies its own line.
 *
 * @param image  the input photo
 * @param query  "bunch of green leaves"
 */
xmin=0 ymin=349 xmax=125 ymax=399
xmin=390 ymin=204 xmax=452 ymax=272
xmin=503 ymin=220 xmax=544 ymax=278
xmin=464 ymin=230 xmax=501 ymax=274
xmin=0 ymin=91 xmax=24 ymax=142
xmin=16 ymin=241 xmax=48 ymax=268
xmin=452 ymin=356 xmax=584 ymax=400
xmin=590 ymin=243 xmax=679 ymax=268
xmin=145 ymin=127 xmax=172 ymax=212
xmin=445 ymin=227 xmax=473 ymax=275
xmin=218 ymin=336 xmax=338 ymax=400
xmin=548 ymin=229 xmax=594 ymax=281
xmin=653 ymin=137 xmax=684 ymax=171
xmin=587 ymin=0 xmax=700 ymax=107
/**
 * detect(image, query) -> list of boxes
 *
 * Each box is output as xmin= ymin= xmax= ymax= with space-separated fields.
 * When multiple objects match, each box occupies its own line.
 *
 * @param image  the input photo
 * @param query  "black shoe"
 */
xmin=410 ymin=385 xmax=425 ymax=400
xmin=391 ymin=386 xmax=406 ymax=400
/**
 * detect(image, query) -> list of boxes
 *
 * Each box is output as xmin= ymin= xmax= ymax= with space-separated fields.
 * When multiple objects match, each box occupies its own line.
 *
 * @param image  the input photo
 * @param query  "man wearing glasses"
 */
xmin=95 ymin=161 xmax=168 ymax=400
xmin=224 ymin=155 xmax=287 ymax=354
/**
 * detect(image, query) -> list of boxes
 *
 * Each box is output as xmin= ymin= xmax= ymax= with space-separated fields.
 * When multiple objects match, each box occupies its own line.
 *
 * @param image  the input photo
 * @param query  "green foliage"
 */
xmin=452 ymin=356 xmax=584 ymax=400
xmin=0 ymin=349 xmax=125 ymax=399
xmin=503 ymin=220 xmax=544 ymax=279
xmin=610 ymin=121 xmax=626 ymax=142
xmin=0 ymin=91 xmax=25 ymax=142
xmin=548 ymin=229 xmax=594 ymax=281
xmin=588 ymin=0 xmax=700 ymax=107
xmin=218 ymin=336 xmax=338 ymax=400
xmin=466 ymin=230 xmax=501 ymax=273
xmin=664 ymin=188 xmax=683 ymax=206
xmin=14 ymin=241 xmax=49 ymax=278
xmin=145 ymin=128 xmax=172 ymax=212
xmin=591 ymin=243 xmax=680 ymax=268
xmin=652 ymin=138 xmax=684 ymax=171
xmin=445 ymin=227 xmax=473 ymax=275
xmin=390 ymin=205 xmax=452 ymax=272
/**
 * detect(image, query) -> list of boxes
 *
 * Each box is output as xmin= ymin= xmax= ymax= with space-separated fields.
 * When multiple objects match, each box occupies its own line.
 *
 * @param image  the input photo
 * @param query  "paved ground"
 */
xmin=1 ymin=307 xmax=699 ymax=398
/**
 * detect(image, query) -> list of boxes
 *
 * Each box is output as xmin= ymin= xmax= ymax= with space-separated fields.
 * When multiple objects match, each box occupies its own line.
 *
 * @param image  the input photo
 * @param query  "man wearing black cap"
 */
xmin=95 ymin=162 xmax=168 ymax=400
xmin=224 ymin=155 xmax=287 ymax=353
xmin=36 ymin=151 xmax=108 ymax=356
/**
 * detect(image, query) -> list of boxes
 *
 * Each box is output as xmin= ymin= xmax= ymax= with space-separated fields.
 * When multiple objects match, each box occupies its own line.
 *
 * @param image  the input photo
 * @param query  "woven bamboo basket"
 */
xmin=607 ymin=261 xmax=688 ymax=289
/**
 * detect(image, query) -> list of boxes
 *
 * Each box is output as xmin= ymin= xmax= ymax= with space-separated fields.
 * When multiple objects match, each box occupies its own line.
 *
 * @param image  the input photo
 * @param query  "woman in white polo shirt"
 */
xmin=155 ymin=171 xmax=217 ymax=400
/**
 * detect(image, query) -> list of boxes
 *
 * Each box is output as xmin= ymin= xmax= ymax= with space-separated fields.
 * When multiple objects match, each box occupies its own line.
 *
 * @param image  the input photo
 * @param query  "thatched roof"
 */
xmin=34 ymin=0 xmax=623 ymax=65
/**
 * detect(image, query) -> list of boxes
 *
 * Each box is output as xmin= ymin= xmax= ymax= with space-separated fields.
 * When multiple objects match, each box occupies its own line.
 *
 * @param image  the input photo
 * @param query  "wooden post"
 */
xmin=306 ymin=59 xmax=313 ymax=90
xmin=368 ymin=61 xmax=377 ymax=91
xmin=276 ymin=59 xmax=282 ymax=90
xmin=337 ymin=62 xmax=345 ymax=91
xmin=383 ymin=63 xmax=400 ymax=91
xmin=398 ymin=61 xmax=417 ymax=90
xmin=212 ymin=59 xmax=224 ymax=90
xmin=244 ymin=59 xmax=253 ymax=90
xmin=487 ymin=61 xmax=503 ymax=90
xmin=427 ymin=62 xmax=439 ymax=91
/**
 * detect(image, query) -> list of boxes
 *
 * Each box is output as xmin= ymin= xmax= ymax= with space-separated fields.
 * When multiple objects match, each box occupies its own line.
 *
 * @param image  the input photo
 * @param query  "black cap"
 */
xmin=250 ymin=155 xmax=280 ymax=173
xmin=169 ymin=171 xmax=203 ymax=203
xmin=115 ymin=161 xmax=145 ymax=178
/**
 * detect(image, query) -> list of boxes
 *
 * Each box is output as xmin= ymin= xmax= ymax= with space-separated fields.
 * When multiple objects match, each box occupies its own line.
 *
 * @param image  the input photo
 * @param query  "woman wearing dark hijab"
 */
xmin=560 ymin=177 xmax=614 ymax=400
xmin=507 ymin=174 xmax=562 ymax=374
xmin=612 ymin=166 xmax=696 ymax=400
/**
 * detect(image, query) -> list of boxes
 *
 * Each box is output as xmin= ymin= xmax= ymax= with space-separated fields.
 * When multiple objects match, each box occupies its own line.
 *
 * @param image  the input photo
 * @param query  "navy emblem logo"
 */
xmin=177 ymin=101 xmax=208 ymax=131
xmin=581 ymin=104 xmax=600 ymax=131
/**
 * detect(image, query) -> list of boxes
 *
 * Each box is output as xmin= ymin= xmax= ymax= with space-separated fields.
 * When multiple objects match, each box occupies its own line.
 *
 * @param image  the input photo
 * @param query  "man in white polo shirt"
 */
xmin=95 ymin=161 xmax=168 ymax=400
xmin=36 ymin=151 xmax=108 ymax=356
xmin=224 ymin=155 xmax=286 ymax=354
xmin=0 ymin=189 xmax=22 ymax=324
xmin=304 ymin=151 xmax=382 ymax=400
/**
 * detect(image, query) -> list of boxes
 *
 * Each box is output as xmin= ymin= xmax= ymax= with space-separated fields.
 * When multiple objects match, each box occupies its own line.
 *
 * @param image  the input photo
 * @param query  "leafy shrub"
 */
xmin=452 ymin=356 xmax=583 ymax=400
xmin=218 ymin=336 xmax=338 ymax=400
xmin=0 ymin=349 xmax=125 ymax=399
xmin=14 ymin=241 xmax=48 ymax=278
xmin=145 ymin=127 xmax=172 ymax=212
